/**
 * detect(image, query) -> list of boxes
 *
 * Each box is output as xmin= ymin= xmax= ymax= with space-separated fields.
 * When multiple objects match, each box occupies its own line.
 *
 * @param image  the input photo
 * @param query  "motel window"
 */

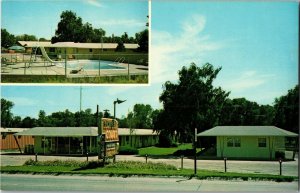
xmin=126 ymin=136 xmax=129 ymax=142
xmin=89 ymin=49 xmax=93 ymax=52
xmin=227 ymin=138 xmax=233 ymax=147
xmin=258 ymin=138 xmax=267 ymax=147
xmin=227 ymin=137 xmax=241 ymax=147
xmin=234 ymin=138 xmax=241 ymax=147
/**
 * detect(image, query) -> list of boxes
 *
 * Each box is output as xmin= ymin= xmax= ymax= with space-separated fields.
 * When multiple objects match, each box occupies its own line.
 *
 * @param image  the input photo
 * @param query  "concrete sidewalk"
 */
xmin=1 ymin=152 xmax=298 ymax=177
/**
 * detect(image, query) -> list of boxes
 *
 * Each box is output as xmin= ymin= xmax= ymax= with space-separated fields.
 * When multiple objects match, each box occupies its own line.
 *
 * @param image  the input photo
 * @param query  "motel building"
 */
xmin=18 ymin=41 xmax=139 ymax=60
xmin=12 ymin=127 xmax=158 ymax=155
xmin=197 ymin=126 xmax=298 ymax=160
xmin=1 ymin=128 xmax=34 ymax=152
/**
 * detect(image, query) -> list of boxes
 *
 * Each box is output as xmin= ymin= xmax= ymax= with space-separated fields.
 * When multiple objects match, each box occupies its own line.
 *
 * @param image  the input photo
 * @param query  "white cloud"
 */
xmin=86 ymin=0 xmax=103 ymax=8
xmin=151 ymin=14 xmax=223 ymax=84
xmin=219 ymin=71 xmax=276 ymax=91
xmin=96 ymin=19 xmax=145 ymax=28
xmin=6 ymin=97 xmax=35 ymax=106
xmin=181 ymin=15 xmax=206 ymax=38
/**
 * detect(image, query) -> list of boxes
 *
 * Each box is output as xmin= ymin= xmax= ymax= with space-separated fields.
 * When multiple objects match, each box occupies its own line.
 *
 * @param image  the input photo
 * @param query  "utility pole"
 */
xmin=80 ymin=86 xmax=82 ymax=112
xmin=194 ymin=128 xmax=197 ymax=175
xmin=79 ymin=86 xmax=82 ymax=125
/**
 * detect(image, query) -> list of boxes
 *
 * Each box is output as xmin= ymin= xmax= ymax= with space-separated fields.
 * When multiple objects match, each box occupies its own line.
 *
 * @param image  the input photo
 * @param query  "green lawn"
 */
xmin=1 ymin=74 xmax=148 ymax=84
xmin=0 ymin=160 xmax=296 ymax=182
xmin=138 ymin=144 xmax=202 ymax=156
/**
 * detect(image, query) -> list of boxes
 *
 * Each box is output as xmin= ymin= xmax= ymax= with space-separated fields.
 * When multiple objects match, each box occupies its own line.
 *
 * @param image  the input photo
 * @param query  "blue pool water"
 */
xmin=67 ymin=60 xmax=125 ymax=70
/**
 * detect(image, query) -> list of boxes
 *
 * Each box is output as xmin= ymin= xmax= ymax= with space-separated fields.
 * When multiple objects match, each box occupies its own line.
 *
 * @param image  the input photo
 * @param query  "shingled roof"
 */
xmin=197 ymin=126 xmax=298 ymax=137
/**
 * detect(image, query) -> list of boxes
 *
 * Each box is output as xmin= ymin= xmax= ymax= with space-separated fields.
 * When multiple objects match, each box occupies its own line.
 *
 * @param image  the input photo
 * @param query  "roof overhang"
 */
xmin=197 ymin=126 xmax=298 ymax=137
xmin=18 ymin=41 xmax=139 ymax=49
xmin=14 ymin=127 xmax=98 ymax=137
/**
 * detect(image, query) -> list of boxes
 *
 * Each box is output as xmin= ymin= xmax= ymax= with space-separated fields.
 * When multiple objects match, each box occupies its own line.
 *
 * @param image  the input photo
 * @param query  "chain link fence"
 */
xmin=1 ymin=52 xmax=148 ymax=80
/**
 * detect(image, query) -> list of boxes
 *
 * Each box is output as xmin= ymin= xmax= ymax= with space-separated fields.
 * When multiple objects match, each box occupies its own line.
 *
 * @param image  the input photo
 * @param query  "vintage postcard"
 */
xmin=1 ymin=0 xmax=298 ymax=192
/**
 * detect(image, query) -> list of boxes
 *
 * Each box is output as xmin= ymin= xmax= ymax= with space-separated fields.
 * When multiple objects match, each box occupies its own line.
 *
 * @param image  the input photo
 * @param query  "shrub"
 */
xmin=157 ymin=131 xmax=174 ymax=147
xmin=106 ymin=161 xmax=176 ymax=170
xmin=23 ymin=159 xmax=87 ymax=167
xmin=118 ymin=146 xmax=138 ymax=155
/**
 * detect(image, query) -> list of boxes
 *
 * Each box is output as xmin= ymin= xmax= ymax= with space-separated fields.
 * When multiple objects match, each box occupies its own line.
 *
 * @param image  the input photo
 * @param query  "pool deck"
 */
xmin=1 ymin=62 xmax=148 ymax=77
xmin=1 ymin=54 xmax=148 ymax=77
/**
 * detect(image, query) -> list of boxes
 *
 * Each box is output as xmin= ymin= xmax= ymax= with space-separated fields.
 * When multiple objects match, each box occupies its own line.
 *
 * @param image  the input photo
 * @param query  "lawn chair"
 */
xmin=70 ymin=67 xmax=83 ymax=74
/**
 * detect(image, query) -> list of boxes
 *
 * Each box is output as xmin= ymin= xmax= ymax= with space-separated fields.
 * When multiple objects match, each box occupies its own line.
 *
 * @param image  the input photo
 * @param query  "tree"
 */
xmin=1 ymin=98 xmax=15 ymax=127
xmin=15 ymin=34 xmax=37 ymax=42
xmin=135 ymin=29 xmax=148 ymax=52
xmin=75 ymin=108 xmax=97 ymax=126
xmin=37 ymin=110 xmax=52 ymax=126
xmin=91 ymin=28 xmax=106 ymax=43
xmin=39 ymin=37 xmax=48 ymax=41
xmin=79 ymin=22 xmax=94 ymax=43
xmin=218 ymin=98 xmax=274 ymax=126
xmin=131 ymin=104 xmax=153 ymax=129
xmin=1 ymin=29 xmax=16 ymax=48
xmin=121 ymin=32 xmax=129 ymax=43
xmin=11 ymin=116 xmax=22 ymax=128
xmin=51 ymin=10 xmax=83 ymax=43
xmin=50 ymin=109 xmax=76 ymax=127
xmin=115 ymin=40 xmax=126 ymax=52
xmin=155 ymin=63 xmax=229 ymax=143
xmin=273 ymin=85 xmax=298 ymax=133
xmin=152 ymin=109 xmax=175 ymax=147
xmin=21 ymin=117 xmax=37 ymax=128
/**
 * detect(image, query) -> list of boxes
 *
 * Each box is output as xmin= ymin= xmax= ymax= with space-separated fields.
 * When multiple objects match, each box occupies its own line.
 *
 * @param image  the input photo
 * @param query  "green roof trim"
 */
xmin=197 ymin=126 xmax=298 ymax=137
xmin=14 ymin=127 xmax=98 ymax=137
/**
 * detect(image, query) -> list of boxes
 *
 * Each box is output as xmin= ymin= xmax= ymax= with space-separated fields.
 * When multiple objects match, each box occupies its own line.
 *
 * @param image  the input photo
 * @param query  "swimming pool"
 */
xmin=67 ymin=60 xmax=125 ymax=70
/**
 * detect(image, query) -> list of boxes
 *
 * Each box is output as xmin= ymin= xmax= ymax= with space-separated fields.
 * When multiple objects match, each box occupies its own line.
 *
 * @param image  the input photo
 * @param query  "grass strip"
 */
xmin=138 ymin=144 xmax=202 ymax=156
xmin=1 ymin=74 xmax=148 ymax=84
xmin=0 ymin=160 xmax=297 ymax=182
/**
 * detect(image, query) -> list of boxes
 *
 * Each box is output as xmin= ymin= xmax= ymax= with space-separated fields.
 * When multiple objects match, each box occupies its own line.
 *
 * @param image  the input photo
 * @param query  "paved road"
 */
xmin=1 ymin=152 xmax=298 ymax=176
xmin=1 ymin=174 xmax=298 ymax=192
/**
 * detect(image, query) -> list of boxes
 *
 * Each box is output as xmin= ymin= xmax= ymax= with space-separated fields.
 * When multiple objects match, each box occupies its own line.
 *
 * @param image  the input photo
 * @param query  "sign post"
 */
xmin=98 ymin=118 xmax=119 ymax=163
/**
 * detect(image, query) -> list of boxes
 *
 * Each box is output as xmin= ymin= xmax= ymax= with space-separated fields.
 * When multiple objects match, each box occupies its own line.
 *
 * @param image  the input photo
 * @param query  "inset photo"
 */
xmin=1 ymin=0 xmax=149 ymax=84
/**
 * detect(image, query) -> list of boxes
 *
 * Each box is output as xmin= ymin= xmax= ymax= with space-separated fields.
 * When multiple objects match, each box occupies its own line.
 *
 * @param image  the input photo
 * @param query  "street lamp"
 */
xmin=113 ymin=98 xmax=126 ymax=120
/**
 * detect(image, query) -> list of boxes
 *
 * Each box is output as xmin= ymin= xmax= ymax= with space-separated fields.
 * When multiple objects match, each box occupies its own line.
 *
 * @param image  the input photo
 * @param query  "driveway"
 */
xmin=1 ymin=151 xmax=298 ymax=177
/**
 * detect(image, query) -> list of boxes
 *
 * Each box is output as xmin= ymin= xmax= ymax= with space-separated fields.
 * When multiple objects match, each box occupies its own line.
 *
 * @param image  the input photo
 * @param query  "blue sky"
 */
xmin=1 ymin=1 xmax=299 ymax=119
xmin=1 ymin=0 xmax=148 ymax=39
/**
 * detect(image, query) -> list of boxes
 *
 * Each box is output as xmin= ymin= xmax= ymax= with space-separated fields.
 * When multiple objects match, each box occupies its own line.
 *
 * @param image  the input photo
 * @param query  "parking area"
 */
xmin=1 ymin=151 xmax=298 ymax=177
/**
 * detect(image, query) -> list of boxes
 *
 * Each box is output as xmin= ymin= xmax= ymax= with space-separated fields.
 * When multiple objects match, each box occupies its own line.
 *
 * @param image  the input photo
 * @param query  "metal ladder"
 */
xmin=114 ymin=56 xmax=125 ymax=64
xmin=26 ymin=46 xmax=38 ymax=68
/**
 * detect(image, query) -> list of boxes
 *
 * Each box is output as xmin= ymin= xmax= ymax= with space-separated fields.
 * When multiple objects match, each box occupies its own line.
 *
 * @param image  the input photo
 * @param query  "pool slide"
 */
xmin=40 ymin=46 xmax=60 ymax=64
